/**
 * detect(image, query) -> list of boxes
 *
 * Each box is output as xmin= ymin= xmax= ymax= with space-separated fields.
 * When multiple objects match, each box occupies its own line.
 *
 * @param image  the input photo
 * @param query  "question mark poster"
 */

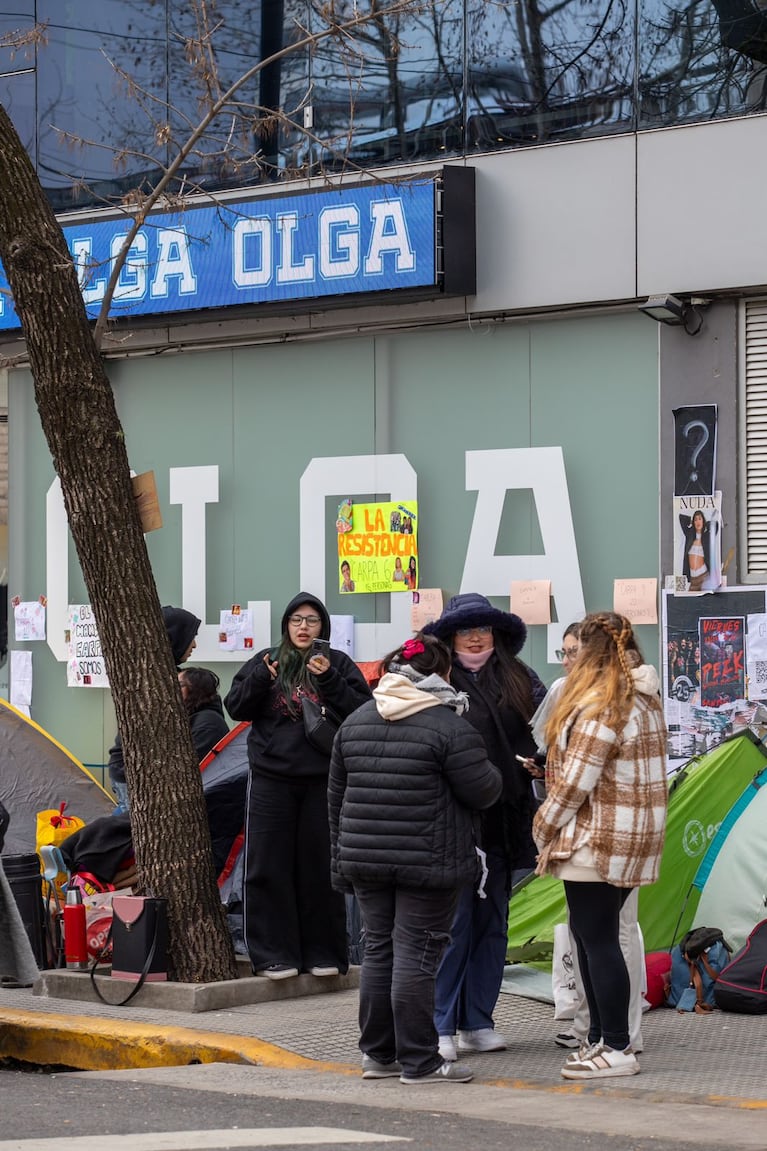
xmin=673 ymin=405 xmax=717 ymax=496
xmin=673 ymin=492 xmax=722 ymax=593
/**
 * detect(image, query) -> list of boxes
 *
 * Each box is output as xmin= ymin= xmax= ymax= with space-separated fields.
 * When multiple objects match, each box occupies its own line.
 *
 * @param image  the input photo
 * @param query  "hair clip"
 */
xmin=401 ymin=639 xmax=425 ymax=660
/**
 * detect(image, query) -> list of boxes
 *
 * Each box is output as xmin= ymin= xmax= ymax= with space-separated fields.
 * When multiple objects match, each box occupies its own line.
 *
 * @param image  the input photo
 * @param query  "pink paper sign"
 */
xmin=411 ymin=589 xmax=444 ymax=631
xmin=613 ymin=578 xmax=658 ymax=624
xmin=510 ymin=580 xmax=551 ymax=625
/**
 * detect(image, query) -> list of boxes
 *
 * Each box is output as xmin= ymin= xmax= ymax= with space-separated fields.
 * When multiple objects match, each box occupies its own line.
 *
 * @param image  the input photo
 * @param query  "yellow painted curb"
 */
xmin=0 ymin=1008 xmax=357 ymax=1074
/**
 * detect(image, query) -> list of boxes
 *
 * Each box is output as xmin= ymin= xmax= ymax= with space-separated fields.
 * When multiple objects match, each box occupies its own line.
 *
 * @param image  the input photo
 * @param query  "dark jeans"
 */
xmin=434 ymin=847 xmax=508 ymax=1035
xmin=354 ymin=883 xmax=458 ymax=1078
xmin=243 ymin=771 xmax=348 ymax=974
xmin=564 ymin=880 xmax=632 ymax=1051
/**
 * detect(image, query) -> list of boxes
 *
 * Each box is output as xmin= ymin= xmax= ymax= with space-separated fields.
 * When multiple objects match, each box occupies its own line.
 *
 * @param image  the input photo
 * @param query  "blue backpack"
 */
xmin=667 ymin=927 xmax=732 ymax=1013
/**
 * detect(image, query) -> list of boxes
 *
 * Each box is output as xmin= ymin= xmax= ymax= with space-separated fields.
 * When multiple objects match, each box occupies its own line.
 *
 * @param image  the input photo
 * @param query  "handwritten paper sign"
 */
xmin=411 ymin=589 xmax=444 ymax=631
xmin=66 ymin=604 xmax=109 ymax=687
xmin=510 ymin=580 xmax=551 ymax=625
xmin=14 ymin=600 xmax=46 ymax=642
xmin=218 ymin=607 xmax=254 ymax=651
xmin=613 ymin=578 xmax=658 ymax=625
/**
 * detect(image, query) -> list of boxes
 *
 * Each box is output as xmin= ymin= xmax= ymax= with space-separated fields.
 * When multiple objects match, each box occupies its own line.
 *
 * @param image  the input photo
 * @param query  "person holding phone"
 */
xmin=225 ymin=593 xmax=371 ymax=980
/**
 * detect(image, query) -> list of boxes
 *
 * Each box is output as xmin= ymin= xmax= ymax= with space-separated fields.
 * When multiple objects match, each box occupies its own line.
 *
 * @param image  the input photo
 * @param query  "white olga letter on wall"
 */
xmin=461 ymin=447 xmax=586 ymax=661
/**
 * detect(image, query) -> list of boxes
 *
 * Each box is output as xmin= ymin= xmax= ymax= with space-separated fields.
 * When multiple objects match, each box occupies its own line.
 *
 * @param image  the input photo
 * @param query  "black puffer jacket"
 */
xmin=328 ymin=698 xmax=502 ymax=892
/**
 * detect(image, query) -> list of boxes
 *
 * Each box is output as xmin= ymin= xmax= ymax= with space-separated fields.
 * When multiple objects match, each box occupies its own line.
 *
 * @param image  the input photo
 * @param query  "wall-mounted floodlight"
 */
xmin=638 ymin=293 xmax=707 ymax=336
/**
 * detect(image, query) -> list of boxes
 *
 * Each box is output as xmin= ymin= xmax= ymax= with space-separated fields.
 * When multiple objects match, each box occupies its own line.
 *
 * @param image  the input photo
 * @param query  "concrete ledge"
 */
xmin=33 ymin=964 xmax=360 ymax=1013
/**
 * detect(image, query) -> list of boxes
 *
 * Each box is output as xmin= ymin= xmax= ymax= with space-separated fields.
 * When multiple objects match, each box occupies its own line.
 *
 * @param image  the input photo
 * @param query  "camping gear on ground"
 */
xmin=714 ymin=919 xmax=767 ymax=1013
xmin=666 ymin=927 xmax=732 ymax=1013
xmin=506 ymin=733 xmax=767 ymax=966
xmin=110 ymin=895 xmax=168 ymax=984
xmin=644 ymin=950 xmax=673 ymax=1009
xmin=301 ymin=695 xmax=342 ymax=755
xmin=36 ymin=803 xmax=85 ymax=898
xmin=63 ymin=886 xmax=88 ymax=970
xmin=0 ymin=698 xmax=114 ymax=858
xmin=0 ymin=854 xmax=41 ymax=987
xmin=39 ymin=844 xmax=69 ymax=967
xmin=3 ymin=852 xmax=46 ymax=969
xmin=59 ymin=814 xmax=133 ymax=890
xmin=199 ymin=721 xmax=249 ymax=879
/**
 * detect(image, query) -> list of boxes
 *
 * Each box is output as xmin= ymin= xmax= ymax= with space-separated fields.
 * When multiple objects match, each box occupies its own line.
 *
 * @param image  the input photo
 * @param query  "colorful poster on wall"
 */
xmin=673 ymin=492 xmax=722 ymax=593
xmin=13 ymin=600 xmax=46 ymax=642
xmin=699 ymin=616 xmax=745 ymax=707
xmin=662 ymin=589 xmax=765 ymax=767
xmin=66 ymin=604 xmax=109 ymax=688
xmin=218 ymin=607 xmax=254 ymax=651
xmin=337 ymin=501 xmax=418 ymax=594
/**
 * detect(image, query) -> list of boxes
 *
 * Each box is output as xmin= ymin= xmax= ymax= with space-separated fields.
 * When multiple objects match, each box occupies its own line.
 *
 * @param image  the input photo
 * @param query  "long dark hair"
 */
xmin=179 ymin=667 xmax=221 ymax=714
xmin=487 ymin=630 xmax=536 ymax=719
xmin=379 ymin=632 xmax=452 ymax=680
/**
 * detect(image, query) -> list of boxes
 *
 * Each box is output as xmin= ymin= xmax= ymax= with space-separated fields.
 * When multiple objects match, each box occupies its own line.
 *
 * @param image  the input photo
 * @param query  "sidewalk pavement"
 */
xmin=1 ymin=965 xmax=766 ymax=1110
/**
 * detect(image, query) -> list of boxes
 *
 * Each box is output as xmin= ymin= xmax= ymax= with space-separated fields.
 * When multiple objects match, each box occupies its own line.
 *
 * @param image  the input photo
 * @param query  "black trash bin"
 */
xmin=3 ymin=852 xmax=46 ymax=969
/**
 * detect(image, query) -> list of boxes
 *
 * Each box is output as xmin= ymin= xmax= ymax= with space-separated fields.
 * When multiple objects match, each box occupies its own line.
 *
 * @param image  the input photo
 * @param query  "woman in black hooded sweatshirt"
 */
xmin=225 ymin=592 xmax=371 ymax=980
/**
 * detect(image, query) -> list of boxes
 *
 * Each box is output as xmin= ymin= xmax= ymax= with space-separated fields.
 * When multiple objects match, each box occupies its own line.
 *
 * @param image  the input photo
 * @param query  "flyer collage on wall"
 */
xmin=665 ymin=404 xmax=767 ymax=765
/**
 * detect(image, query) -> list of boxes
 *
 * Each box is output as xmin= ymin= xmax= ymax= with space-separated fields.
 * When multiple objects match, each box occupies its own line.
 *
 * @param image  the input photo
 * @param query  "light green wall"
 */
xmin=9 ymin=312 xmax=659 ymax=768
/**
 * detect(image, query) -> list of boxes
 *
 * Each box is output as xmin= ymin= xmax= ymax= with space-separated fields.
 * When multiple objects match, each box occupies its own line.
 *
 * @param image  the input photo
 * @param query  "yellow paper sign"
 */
xmin=411 ymin=589 xmax=444 ymax=632
xmin=510 ymin=580 xmax=551 ymax=625
xmin=338 ymin=501 xmax=418 ymax=594
xmin=613 ymin=578 xmax=658 ymax=624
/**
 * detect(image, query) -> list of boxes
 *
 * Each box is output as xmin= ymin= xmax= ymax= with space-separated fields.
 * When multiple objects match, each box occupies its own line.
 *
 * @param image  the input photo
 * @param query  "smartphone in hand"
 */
xmin=311 ymin=638 xmax=331 ymax=656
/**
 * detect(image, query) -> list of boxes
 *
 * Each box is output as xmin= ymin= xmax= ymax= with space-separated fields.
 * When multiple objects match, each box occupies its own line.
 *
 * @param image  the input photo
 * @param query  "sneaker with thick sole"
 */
xmin=457 ymin=1028 xmax=507 ymax=1053
xmin=400 ymin=1060 xmax=474 ymax=1084
xmin=565 ymin=1040 xmax=602 ymax=1064
xmin=561 ymin=1044 xmax=639 ymax=1080
xmin=438 ymin=1035 xmax=457 ymax=1062
xmin=554 ymin=1031 xmax=582 ymax=1049
xmin=255 ymin=964 xmax=299 ymax=980
xmin=361 ymin=1055 xmax=402 ymax=1079
xmin=309 ymin=965 xmax=340 ymax=977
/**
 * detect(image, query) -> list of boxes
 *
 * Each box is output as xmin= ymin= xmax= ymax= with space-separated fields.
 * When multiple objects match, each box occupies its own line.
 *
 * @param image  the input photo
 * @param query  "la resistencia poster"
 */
xmin=338 ymin=502 xmax=418 ymax=594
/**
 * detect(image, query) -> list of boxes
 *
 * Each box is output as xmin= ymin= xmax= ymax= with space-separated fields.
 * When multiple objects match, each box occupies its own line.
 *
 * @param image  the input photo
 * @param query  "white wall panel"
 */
xmin=638 ymin=115 xmax=767 ymax=297
xmin=471 ymin=136 xmax=637 ymax=313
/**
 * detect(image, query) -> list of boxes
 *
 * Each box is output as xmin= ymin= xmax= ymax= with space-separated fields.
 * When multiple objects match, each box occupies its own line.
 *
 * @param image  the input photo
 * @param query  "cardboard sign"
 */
xmin=132 ymin=471 xmax=163 ymax=533
xmin=613 ymin=578 xmax=658 ymax=625
xmin=510 ymin=580 xmax=551 ymax=625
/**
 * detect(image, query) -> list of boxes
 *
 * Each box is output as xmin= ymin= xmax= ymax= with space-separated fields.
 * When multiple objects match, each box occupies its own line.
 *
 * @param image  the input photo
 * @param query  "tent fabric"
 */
xmin=0 ymin=698 xmax=115 ymax=856
xmin=506 ymin=733 xmax=767 ymax=964
xmin=200 ymin=722 xmax=249 ymax=882
xmin=693 ymin=766 xmax=767 ymax=952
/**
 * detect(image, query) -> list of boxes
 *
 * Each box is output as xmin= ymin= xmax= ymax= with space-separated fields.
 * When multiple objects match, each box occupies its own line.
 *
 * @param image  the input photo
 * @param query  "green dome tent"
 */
xmin=506 ymin=732 xmax=767 ymax=964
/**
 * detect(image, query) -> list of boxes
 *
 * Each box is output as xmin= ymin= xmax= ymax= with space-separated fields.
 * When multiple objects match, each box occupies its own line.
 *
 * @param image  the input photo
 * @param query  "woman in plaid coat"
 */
xmin=533 ymin=612 xmax=667 ymax=1081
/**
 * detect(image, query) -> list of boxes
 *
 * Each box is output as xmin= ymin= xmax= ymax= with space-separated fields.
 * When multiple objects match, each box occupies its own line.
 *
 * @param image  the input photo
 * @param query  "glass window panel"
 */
xmin=167 ymin=0 xmax=305 ymax=191
xmin=0 ymin=69 xmax=35 ymax=162
xmin=36 ymin=0 xmax=168 ymax=210
xmin=308 ymin=1 xmax=464 ymax=172
xmin=467 ymin=0 xmax=634 ymax=151
xmin=638 ymin=0 xmax=767 ymax=127
xmin=0 ymin=1 xmax=35 ymax=76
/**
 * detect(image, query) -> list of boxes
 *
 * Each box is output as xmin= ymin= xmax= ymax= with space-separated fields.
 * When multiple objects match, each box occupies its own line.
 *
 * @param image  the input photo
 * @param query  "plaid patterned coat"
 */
xmin=532 ymin=676 xmax=668 ymax=888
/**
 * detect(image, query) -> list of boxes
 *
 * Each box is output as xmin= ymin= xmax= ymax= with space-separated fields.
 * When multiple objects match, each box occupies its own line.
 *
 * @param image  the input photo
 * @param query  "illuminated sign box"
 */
xmin=0 ymin=168 xmax=475 ymax=331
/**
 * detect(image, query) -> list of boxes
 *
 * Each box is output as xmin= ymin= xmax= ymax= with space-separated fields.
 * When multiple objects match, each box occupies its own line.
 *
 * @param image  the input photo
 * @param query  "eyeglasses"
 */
xmin=556 ymin=647 xmax=580 ymax=661
xmin=288 ymin=614 xmax=322 ymax=627
xmin=456 ymin=625 xmax=492 ymax=637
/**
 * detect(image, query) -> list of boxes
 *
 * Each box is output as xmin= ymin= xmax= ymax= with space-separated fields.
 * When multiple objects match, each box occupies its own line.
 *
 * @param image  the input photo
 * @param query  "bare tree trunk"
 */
xmin=0 ymin=102 xmax=237 ymax=983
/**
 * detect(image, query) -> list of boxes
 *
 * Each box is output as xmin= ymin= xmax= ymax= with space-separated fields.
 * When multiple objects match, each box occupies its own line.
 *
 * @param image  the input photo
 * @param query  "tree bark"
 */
xmin=0 ymin=102 xmax=237 ymax=983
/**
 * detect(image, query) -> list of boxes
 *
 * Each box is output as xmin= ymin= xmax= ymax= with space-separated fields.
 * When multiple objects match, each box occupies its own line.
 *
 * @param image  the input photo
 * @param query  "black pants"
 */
xmin=243 ymin=771 xmax=348 ymax=974
xmin=355 ymin=883 xmax=458 ymax=1078
xmin=564 ymin=880 xmax=632 ymax=1051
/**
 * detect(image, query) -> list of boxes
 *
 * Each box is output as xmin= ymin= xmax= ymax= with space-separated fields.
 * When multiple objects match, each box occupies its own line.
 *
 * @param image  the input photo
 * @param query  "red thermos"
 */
xmin=64 ymin=887 xmax=89 ymax=970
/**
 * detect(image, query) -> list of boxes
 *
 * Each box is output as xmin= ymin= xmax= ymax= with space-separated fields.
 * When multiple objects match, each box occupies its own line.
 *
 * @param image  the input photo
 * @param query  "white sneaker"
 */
xmin=457 ymin=1028 xmax=507 ymax=1053
xmin=438 ymin=1035 xmax=457 ymax=1062
xmin=309 ymin=965 xmax=340 ymax=977
xmin=561 ymin=1043 xmax=640 ymax=1080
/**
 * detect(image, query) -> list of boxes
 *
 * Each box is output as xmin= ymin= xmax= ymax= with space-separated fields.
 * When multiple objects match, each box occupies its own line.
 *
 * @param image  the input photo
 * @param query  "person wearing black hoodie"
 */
xmin=224 ymin=592 xmax=371 ymax=980
xmin=178 ymin=666 xmax=229 ymax=761
xmin=107 ymin=605 xmax=201 ymax=813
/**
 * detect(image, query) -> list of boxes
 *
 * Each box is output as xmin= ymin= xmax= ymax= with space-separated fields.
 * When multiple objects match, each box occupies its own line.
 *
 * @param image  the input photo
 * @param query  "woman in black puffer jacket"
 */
xmin=328 ymin=634 xmax=501 ymax=1086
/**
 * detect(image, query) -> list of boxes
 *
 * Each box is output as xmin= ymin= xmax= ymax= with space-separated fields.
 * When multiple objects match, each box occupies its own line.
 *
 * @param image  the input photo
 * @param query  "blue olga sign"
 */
xmin=0 ymin=176 xmax=473 ymax=331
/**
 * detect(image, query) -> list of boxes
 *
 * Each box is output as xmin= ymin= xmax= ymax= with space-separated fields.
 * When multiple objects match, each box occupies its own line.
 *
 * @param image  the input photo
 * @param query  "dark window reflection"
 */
xmin=467 ymin=0 xmax=635 ymax=150
xmin=0 ymin=70 xmax=35 ymax=163
xmin=309 ymin=1 xmax=463 ymax=172
xmin=36 ymin=0 xmax=168 ymax=210
xmin=639 ymin=0 xmax=767 ymax=126
xmin=0 ymin=2 xmax=35 ymax=76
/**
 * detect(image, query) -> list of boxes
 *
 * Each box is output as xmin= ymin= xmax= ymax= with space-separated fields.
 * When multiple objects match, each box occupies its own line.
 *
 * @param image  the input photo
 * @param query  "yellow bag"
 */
xmin=36 ymin=803 xmax=85 ymax=897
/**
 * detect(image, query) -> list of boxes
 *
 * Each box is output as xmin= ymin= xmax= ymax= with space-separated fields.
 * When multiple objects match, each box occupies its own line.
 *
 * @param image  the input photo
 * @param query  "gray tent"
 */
xmin=0 ymin=698 xmax=114 ymax=856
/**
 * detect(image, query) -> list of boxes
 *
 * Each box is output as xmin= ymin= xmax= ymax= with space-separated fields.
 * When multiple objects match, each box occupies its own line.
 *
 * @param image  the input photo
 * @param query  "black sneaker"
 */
xmin=256 ymin=964 xmax=299 ymax=980
xmin=400 ymin=1060 xmax=474 ymax=1084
